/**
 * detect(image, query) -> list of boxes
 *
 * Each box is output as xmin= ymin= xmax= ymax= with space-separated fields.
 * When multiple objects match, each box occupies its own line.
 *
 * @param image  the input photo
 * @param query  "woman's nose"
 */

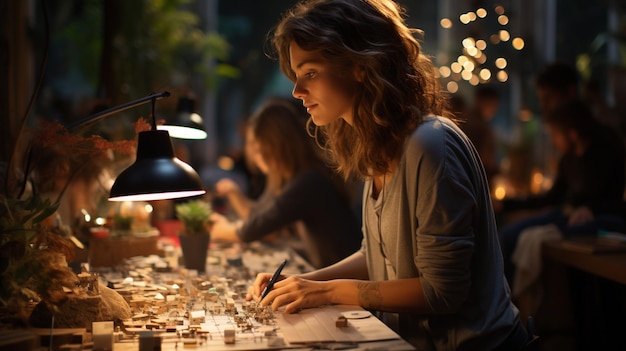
xmin=292 ymin=81 xmax=306 ymax=100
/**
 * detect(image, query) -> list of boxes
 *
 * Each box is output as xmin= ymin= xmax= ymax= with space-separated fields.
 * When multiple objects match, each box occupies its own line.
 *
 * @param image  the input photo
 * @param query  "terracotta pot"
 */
xmin=178 ymin=234 xmax=210 ymax=272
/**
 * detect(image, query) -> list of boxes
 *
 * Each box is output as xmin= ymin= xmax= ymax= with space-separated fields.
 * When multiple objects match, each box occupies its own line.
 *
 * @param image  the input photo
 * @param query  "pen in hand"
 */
xmin=259 ymin=258 xmax=288 ymax=301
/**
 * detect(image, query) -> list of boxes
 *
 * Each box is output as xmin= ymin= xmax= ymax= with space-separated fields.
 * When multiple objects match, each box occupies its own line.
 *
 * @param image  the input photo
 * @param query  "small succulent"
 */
xmin=175 ymin=200 xmax=212 ymax=235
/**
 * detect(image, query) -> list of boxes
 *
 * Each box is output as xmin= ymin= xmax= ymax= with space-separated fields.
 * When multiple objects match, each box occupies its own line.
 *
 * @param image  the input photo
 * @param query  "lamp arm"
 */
xmin=67 ymin=91 xmax=170 ymax=131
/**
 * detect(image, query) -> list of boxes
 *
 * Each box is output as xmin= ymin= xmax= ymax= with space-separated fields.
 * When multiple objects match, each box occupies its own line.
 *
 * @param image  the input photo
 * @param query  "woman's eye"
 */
xmin=305 ymin=72 xmax=316 ymax=78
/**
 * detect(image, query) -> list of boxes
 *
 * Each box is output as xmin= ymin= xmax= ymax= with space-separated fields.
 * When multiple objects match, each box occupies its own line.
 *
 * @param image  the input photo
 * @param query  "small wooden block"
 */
xmin=336 ymin=316 xmax=348 ymax=327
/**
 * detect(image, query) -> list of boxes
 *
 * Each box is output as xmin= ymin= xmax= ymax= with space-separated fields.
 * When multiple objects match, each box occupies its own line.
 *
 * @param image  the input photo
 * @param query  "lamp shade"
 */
xmin=109 ymin=130 xmax=206 ymax=201
xmin=157 ymin=97 xmax=207 ymax=139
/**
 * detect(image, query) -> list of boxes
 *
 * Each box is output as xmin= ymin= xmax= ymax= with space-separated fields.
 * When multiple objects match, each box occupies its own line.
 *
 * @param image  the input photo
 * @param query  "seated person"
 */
xmin=498 ymin=99 xmax=625 ymax=284
xmin=460 ymin=85 xmax=500 ymax=188
xmin=209 ymin=98 xmax=362 ymax=268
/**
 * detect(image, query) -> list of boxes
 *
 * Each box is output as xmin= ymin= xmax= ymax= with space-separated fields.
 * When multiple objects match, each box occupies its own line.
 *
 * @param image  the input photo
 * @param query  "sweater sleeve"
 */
xmin=237 ymin=169 xmax=322 ymax=242
xmin=412 ymin=128 xmax=476 ymax=314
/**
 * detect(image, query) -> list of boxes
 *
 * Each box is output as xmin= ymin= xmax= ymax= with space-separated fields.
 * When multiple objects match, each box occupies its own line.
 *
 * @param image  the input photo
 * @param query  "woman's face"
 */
xmin=545 ymin=124 xmax=572 ymax=154
xmin=245 ymin=127 xmax=269 ymax=175
xmin=289 ymin=41 xmax=357 ymax=126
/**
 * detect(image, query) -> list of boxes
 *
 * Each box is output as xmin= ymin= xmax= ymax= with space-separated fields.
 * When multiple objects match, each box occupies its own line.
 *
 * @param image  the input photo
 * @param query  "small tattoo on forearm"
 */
xmin=357 ymin=282 xmax=382 ymax=309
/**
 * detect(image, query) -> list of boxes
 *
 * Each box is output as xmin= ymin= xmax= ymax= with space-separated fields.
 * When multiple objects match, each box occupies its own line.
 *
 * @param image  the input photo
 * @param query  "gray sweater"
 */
xmin=362 ymin=116 xmax=522 ymax=351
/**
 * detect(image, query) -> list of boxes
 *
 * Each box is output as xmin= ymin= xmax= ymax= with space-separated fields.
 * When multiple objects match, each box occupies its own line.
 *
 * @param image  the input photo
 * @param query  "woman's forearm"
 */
xmin=210 ymin=219 xmax=241 ymax=242
xmin=328 ymin=277 xmax=430 ymax=314
xmin=300 ymin=251 xmax=369 ymax=281
xmin=226 ymin=192 xmax=253 ymax=219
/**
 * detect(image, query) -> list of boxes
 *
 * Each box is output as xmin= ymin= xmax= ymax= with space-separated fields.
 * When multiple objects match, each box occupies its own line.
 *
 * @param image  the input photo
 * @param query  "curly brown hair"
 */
xmin=269 ymin=0 xmax=449 ymax=179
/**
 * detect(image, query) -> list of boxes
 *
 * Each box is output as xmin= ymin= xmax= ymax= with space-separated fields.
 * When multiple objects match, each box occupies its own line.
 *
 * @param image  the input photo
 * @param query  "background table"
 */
xmin=542 ymin=239 xmax=626 ymax=285
xmin=537 ymin=239 xmax=626 ymax=350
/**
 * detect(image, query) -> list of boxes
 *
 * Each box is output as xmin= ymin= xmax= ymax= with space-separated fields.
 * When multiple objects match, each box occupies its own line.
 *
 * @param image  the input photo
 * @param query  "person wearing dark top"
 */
xmin=460 ymin=85 xmax=500 ymax=189
xmin=209 ymin=98 xmax=362 ymax=268
xmin=498 ymin=99 xmax=625 ymax=283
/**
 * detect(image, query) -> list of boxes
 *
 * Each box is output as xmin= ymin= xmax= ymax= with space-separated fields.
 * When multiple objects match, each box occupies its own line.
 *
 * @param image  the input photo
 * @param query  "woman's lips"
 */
xmin=305 ymin=104 xmax=317 ymax=113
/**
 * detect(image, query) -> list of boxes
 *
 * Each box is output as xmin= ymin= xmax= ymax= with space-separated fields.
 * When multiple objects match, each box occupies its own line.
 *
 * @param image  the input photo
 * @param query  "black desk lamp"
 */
xmin=67 ymin=91 xmax=206 ymax=202
xmin=157 ymin=96 xmax=208 ymax=140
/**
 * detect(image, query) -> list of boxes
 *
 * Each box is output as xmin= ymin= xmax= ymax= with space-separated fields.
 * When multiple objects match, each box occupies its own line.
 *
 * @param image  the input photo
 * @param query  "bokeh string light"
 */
xmin=438 ymin=4 xmax=525 ymax=92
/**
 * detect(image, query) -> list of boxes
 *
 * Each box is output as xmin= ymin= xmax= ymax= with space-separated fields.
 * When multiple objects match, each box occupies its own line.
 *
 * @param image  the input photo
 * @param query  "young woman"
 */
xmin=209 ymin=97 xmax=362 ymax=269
xmin=248 ymin=1 xmax=530 ymax=350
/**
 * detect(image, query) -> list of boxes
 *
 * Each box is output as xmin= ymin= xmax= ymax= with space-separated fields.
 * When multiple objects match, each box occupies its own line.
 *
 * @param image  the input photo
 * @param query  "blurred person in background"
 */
xmin=209 ymin=97 xmax=362 ymax=268
xmin=460 ymin=85 xmax=501 ymax=189
xmin=497 ymin=99 xmax=625 ymax=284
xmin=535 ymin=62 xmax=579 ymax=116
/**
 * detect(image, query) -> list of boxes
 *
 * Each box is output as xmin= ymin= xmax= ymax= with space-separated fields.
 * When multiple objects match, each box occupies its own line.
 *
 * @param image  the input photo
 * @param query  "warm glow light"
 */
xmin=466 ymin=47 xmax=478 ymax=57
xmin=476 ymin=54 xmax=487 ymax=64
xmin=462 ymin=61 xmax=475 ymax=72
xmin=440 ymin=18 xmax=453 ymax=28
xmin=120 ymin=201 xmax=133 ymax=217
xmin=494 ymin=186 xmax=506 ymax=200
xmin=533 ymin=171 xmax=544 ymax=184
xmin=497 ymin=70 xmax=508 ymax=82
xmin=531 ymin=169 xmax=544 ymax=194
xmin=512 ymin=37 xmax=525 ymax=50
xmin=476 ymin=39 xmax=487 ymax=50
xmin=519 ymin=109 xmax=532 ymax=122
xmin=447 ymin=81 xmax=459 ymax=93
xmin=461 ymin=70 xmax=473 ymax=81
xmin=469 ymin=75 xmax=480 ymax=86
xmin=95 ymin=217 xmax=106 ymax=226
xmin=495 ymin=5 xmax=505 ymax=15
xmin=144 ymin=203 xmax=153 ymax=213
xmin=458 ymin=55 xmax=469 ymax=65
xmin=498 ymin=15 xmax=509 ymax=25
xmin=439 ymin=66 xmax=451 ymax=78
xmin=480 ymin=68 xmax=492 ymax=80
xmin=460 ymin=13 xmax=471 ymax=24
xmin=476 ymin=8 xmax=487 ymax=18
xmin=499 ymin=30 xmax=510 ymax=41
xmin=468 ymin=12 xmax=477 ymax=21
xmin=495 ymin=57 xmax=508 ymax=69
xmin=462 ymin=37 xmax=476 ymax=49
xmin=451 ymin=62 xmax=463 ymax=73
xmin=217 ymin=156 xmax=235 ymax=171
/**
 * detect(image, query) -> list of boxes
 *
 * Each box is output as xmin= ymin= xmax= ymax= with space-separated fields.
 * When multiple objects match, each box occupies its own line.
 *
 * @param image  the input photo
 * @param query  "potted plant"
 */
xmin=0 ymin=119 xmax=142 ymax=326
xmin=175 ymin=199 xmax=212 ymax=272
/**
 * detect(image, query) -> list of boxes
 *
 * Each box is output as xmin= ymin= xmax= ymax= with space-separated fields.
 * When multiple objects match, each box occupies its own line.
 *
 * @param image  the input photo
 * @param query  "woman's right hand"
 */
xmin=247 ymin=273 xmax=333 ymax=314
xmin=208 ymin=213 xmax=240 ymax=242
xmin=246 ymin=272 xmax=277 ymax=303
xmin=215 ymin=178 xmax=240 ymax=197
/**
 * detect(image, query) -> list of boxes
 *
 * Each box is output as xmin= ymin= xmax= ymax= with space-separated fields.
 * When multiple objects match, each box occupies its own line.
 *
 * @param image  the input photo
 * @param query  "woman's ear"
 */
xmin=353 ymin=65 xmax=366 ymax=82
